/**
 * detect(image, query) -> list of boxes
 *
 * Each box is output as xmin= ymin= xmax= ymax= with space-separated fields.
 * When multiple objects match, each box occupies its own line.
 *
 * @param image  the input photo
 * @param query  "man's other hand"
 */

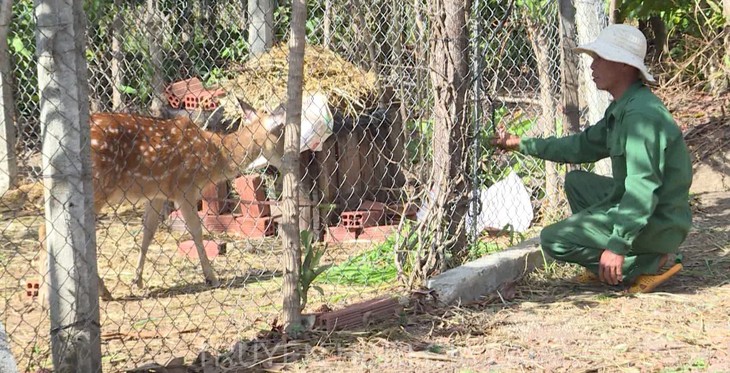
xmin=599 ymin=249 xmax=625 ymax=285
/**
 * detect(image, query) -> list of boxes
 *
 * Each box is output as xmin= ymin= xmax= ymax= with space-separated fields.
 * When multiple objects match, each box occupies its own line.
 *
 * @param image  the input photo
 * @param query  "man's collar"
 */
xmin=607 ymin=80 xmax=644 ymax=119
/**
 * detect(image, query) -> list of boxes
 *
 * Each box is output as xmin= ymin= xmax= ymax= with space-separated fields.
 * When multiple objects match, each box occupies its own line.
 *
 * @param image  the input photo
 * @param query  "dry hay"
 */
xmin=684 ymin=117 xmax=730 ymax=163
xmin=219 ymin=43 xmax=379 ymax=121
xmin=0 ymin=182 xmax=44 ymax=215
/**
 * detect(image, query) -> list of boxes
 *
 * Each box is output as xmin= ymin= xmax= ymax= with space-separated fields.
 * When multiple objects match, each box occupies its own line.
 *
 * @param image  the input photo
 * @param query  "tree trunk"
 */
xmin=409 ymin=0 xmax=470 ymax=284
xmin=648 ymin=15 xmax=667 ymax=62
xmin=146 ymin=0 xmax=165 ymax=116
xmin=111 ymin=0 xmax=123 ymax=111
xmin=0 ymin=0 xmax=18 ymax=195
xmin=281 ymin=0 xmax=306 ymax=334
xmin=608 ymin=0 xmax=622 ymax=24
xmin=558 ymin=0 xmax=581 ymax=136
xmin=526 ymin=15 xmax=562 ymax=222
xmin=35 ymin=0 xmax=102 ymax=370
xmin=722 ymin=0 xmax=730 ymax=91
xmin=575 ymin=0 xmax=611 ymax=176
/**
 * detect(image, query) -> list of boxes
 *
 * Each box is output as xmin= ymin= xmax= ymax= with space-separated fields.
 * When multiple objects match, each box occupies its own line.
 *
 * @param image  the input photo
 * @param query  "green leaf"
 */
xmin=118 ymin=85 xmax=138 ymax=95
xmin=10 ymin=36 xmax=31 ymax=59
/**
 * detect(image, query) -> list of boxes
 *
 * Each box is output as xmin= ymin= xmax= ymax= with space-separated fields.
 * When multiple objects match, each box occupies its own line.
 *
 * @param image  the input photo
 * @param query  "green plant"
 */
xmin=477 ymin=105 xmax=541 ymax=187
xmin=468 ymin=240 xmax=502 ymax=260
xmin=298 ymin=230 xmax=331 ymax=312
xmin=405 ymin=119 xmax=435 ymax=164
xmin=321 ymin=224 xmax=418 ymax=285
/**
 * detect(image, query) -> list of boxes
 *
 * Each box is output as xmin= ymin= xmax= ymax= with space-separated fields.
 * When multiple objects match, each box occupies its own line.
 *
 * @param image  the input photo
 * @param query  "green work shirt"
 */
xmin=519 ymin=81 xmax=693 ymax=255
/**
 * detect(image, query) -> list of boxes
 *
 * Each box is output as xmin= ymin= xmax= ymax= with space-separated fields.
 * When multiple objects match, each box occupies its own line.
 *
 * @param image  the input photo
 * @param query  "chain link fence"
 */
xmin=0 ymin=0 xmax=606 ymax=370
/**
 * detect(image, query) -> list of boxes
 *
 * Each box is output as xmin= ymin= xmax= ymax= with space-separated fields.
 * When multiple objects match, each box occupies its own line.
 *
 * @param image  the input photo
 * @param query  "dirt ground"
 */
xmin=2 ymin=84 xmax=727 ymax=373
xmin=183 ymin=88 xmax=730 ymax=373
xmin=278 ymin=189 xmax=729 ymax=373
xmin=0 ymin=198 xmax=398 ymax=373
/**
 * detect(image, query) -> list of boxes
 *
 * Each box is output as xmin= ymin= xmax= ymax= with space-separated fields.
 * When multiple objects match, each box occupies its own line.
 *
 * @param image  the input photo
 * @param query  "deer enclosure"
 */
xmin=1 ymin=0 xmax=727 ymax=371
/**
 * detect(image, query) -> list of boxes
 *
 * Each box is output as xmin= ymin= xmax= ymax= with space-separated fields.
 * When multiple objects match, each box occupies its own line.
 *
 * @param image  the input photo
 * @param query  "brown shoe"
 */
xmin=571 ymin=269 xmax=600 ymax=284
xmin=627 ymin=263 xmax=683 ymax=294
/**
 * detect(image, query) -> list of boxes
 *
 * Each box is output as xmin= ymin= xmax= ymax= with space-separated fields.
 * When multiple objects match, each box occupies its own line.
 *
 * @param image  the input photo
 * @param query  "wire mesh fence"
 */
xmin=0 ymin=0 xmax=607 ymax=370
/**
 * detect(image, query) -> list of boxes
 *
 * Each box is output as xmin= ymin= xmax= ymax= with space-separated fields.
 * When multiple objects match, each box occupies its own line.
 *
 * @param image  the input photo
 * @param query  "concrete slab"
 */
xmin=426 ymin=237 xmax=546 ymax=305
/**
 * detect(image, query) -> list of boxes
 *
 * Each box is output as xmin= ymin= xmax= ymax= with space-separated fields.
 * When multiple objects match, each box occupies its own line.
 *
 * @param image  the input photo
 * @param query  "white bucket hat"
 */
xmin=575 ymin=24 xmax=655 ymax=83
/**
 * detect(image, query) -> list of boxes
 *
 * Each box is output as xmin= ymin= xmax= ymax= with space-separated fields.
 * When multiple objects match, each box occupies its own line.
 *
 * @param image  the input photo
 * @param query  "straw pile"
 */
xmin=219 ymin=43 xmax=379 ymax=120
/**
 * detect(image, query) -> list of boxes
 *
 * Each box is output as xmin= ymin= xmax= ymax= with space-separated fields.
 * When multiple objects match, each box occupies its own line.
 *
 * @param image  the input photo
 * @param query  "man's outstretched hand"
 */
xmin=599 ymin=249 xmax=625 ymax=285
xmin=489 ymin=123 xmax=521 ymax=151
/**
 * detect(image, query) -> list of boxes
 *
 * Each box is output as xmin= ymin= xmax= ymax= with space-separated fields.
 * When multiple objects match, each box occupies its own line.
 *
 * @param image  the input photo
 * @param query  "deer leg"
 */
xmin=132 ymin=198 xmax=166 ymax=289
xmin=178 ymin=195 xmax=219 ymax=287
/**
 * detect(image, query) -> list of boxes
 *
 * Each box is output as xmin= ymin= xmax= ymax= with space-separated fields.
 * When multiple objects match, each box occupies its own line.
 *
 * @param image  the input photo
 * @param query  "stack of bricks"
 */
xmin=230 ymin=175 xmax=276 ymax=237
xmin=169 ymin=175 xmax=276 ymax=239
xmin=165 ymin=77 xmax=226 ymax=111
xmin=325 ymin=201 xmax=418 ymax=243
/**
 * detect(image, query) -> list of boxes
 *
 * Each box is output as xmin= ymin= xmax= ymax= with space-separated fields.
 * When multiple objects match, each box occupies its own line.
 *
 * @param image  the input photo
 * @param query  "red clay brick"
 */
xmin=314 ymin=296 xmax=403 ymax=331
xmin=165 ymin=78 xmax=204 ymax=109
xmin=358 ymin=225 xmax=398 ymax=242
xmin=325 ymin=226 xmax=361 ymax=243
xmin=228 ymin=216 xmax=276 ymax=237
xmin=340 ymin=209 xmax=384 ymax=229
xmin=200 ymin=181 xmax=229 ymax=215
xmin=233 ymin=175 xmax=270 ymax=217
xmin=236 ymin=200 xmax=273 ymax=219
xmin=202 ymin=214 xmax=239 ymax=233
xmin=25 ymin=279 xmax=40 ymax=299
xmin=177 ymin=240 xmax=227 ymax=259
xmin=166 ymin=77 xmax=226 ymax=110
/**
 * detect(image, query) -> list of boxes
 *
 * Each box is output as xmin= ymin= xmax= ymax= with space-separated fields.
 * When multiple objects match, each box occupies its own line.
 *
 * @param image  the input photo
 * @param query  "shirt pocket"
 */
xmin=608 ymin=137 xmax=627 ymax=183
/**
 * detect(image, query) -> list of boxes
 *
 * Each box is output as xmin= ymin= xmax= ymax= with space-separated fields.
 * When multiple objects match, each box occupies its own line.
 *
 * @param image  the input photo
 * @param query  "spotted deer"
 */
xmin=39 ymin=107 xmax=285 ymax=300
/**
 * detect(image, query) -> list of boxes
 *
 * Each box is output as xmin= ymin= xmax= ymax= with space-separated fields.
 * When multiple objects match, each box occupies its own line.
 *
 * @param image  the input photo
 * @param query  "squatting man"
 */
xmin=491 ymin=24 xmax=691 ymax=293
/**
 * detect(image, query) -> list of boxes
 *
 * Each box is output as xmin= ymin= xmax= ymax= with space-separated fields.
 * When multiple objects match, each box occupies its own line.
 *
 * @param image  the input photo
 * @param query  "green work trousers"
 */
xmin=540 ymin=170 xmax=671 ymax=281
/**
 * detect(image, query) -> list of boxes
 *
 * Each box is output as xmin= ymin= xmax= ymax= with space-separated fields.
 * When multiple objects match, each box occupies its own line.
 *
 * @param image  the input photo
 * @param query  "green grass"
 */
xmin=320 ymin=242 xmax=398 ymax=286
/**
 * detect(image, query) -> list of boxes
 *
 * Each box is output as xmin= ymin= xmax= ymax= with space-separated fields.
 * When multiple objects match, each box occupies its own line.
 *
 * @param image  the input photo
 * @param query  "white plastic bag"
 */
xmin=246 ymin=92 xmax=334 ymax=169
xmin=299 ymin=92 xmax=334 ymax=152
xmin=417 ymin=172 xmax=533 ymax=234
xmin=467 ymin=171 xmax=534 ymax=233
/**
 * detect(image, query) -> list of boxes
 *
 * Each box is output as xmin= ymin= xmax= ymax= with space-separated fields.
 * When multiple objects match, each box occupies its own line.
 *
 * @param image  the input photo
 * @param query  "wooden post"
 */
xmin=281 ymin=0 xmax=306 ymax=334
xmin=558 ymin=0 xmax=581 ymax=136
xmin=248 ymin=0 xmax=274 ymax=55
xmin=0 ymin=0 xmax=18 ymax=195
xmin=36 ymin=0 xmax=102 ymax=370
